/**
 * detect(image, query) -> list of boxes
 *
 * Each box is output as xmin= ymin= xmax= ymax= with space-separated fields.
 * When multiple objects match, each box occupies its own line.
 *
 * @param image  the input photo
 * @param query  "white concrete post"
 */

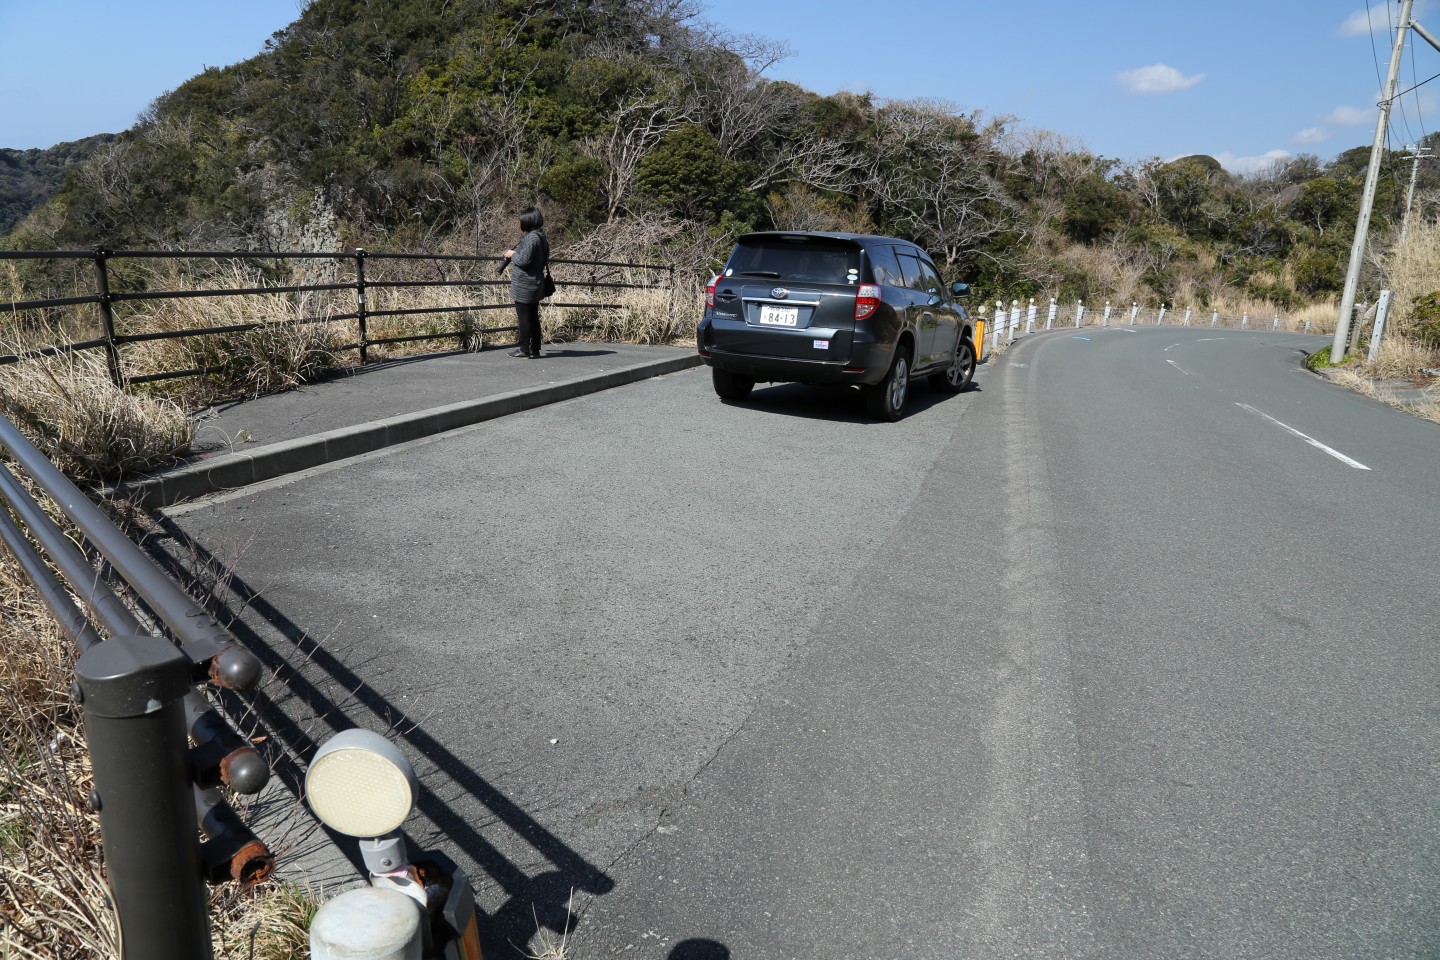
xmin=1074 ymin=300 xmax=1084 ymax=326
xmin=994 ymin=301 xmax=1004 ymax=348
xmin=1103 ymin=301 xmax=1112 ymax=326
xmin=311 ymin=887 xmax=424 ymax=960
xmin=1026 ymin=298 xmax=1037 ymax=334
xmin=1211 ymin=310 xmax=1218 ymax=327
xmin=1305 ymin=319 xmax=1312 ymax=333
xmin=1129 ymin=302 xmax=1138 ymax=326
xmin=1272 ymin=315 xmax=1279 ymax=331
xmin=1046 ymin=298 xmax=1057 ymax=330
xmin=1157 ymin=303 xmax=1167 ymax=325
xmin=1183 ymin=308 xmax=1192 ymax=326
xmin=1368 ymin=288 xmax=1393 ymax=362
xmin=1241 ymin=313 xmax=1248 ymax=329
xmin=1009 ymin=300 xmax=1020 ymax=341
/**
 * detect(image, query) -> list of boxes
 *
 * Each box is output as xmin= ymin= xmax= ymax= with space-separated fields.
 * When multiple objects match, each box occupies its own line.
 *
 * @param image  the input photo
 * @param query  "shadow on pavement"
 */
xmin=721 ymin=381 xmax=979 ymax=424
xmin=146 ymin=513 xmax=613 ymax=958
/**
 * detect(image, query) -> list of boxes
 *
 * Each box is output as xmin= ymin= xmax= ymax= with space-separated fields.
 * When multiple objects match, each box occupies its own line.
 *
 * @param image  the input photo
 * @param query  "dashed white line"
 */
xmin=1236 ymin=403 xmax=1372 ymax=470
xmin=1163 ymin=343 xmax=1180 ymax=352
xmin=1197 ymin=337 xmax=1225 ymax=342
xmin=1166 ymin=358 xmax=1190 ymax=375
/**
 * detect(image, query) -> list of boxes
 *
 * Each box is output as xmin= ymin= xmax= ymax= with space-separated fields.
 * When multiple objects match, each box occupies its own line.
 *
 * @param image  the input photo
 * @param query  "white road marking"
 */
xmin=1164 ymin=343 xmax=1180 ymax=352
xmin=1166 ymin=359 xmax=1190 ymax=375
xmin=1113 ymin=328 xmax=1136 ymax=333
xmin=1236 ymin=403 xmax=1372 ymax=470
xmin=1197 ymin=337 xmax=1225 ymax=342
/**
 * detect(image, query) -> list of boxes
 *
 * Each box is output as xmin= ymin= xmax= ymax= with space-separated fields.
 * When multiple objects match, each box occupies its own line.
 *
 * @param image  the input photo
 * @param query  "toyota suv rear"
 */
xmin=697 ymin=232 xmax=975 ymax=420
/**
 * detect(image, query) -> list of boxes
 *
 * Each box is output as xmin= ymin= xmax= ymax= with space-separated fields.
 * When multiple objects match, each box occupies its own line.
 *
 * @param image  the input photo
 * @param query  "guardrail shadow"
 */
xmin=146 ymin=513 xmax=612 ymax=958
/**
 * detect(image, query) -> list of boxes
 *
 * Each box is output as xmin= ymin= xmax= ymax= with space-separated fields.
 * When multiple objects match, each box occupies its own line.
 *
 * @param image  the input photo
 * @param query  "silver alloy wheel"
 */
xmin=946 ymin=341 xmax=973 ymax=387
xmin=890 ymin=355 xmax=908 ymax=412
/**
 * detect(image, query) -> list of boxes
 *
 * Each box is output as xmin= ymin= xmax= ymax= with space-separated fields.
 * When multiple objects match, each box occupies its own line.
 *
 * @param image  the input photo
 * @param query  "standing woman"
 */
xmin=504 ymin=206 xmax=550 ymax=359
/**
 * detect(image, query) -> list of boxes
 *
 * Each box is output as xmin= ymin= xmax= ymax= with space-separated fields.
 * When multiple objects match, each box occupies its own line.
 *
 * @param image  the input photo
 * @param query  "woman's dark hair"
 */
xmin=519 ymin=206 xmax=544 ymax=232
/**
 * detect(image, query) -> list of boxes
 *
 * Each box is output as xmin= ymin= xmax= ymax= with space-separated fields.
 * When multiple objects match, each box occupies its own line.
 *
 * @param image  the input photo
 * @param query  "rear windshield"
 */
xmin=726 ymin=238 xmax=862 ymax=285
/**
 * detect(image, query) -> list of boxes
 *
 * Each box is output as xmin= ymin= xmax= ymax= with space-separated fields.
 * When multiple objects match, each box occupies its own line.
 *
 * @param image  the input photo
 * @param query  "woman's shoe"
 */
xmin=509 ymin=348 xmax=531 ymax=358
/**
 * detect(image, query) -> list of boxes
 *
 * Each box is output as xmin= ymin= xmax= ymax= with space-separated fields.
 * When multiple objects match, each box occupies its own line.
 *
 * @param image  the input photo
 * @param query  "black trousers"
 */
xmin=514 ymin=300 xmax=542 ymax=355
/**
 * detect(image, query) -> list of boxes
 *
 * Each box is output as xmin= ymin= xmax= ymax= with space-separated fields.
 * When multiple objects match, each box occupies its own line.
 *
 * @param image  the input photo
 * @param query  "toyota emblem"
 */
xmin=771 ymin=287 xmax=789 ymax=299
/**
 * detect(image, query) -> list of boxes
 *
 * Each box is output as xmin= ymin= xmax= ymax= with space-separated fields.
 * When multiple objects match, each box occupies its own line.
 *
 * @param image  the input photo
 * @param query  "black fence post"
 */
xmin=355 ymin=247 xmax=369 ymax=365
xmin=75 ymin=634 xmax=214 ymax=960
xmin=92 ymin=249 xmax=124 ymax=388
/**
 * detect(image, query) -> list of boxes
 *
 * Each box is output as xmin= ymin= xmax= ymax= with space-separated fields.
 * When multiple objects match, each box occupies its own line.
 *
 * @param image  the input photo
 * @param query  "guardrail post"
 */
xmin=1241 ymin=313 xmax=1248 ymax=329
xmin=1046 ymin=298 xmax=1057 ymax=330
xmin=1368 ymin=289 xmax=1392 ymax=361
xmin=1129 ymin=302 xmax=1138 ymax=326
xmin=1074 ymin=300 xmax=1084 ymax=327
xmin=76 ymin=634 xmax=214 ymax=960
xmin=1211 ymin=310 xmax=1218 ymax=327
xmin=1184 ymin=308 xmax=1192 ymax=326
xmin=1157 ymin=303 xmax=1167 ymax=325
xmin=1026 ymin=298 xmax=1036 ymax=334
xmin=355 ymin=248 xmax=369 ymax=365
xmin=1102 ymin=300 xmax=1112 ymax=326
xmin=92 ymin=249 xmax=124 ymax=388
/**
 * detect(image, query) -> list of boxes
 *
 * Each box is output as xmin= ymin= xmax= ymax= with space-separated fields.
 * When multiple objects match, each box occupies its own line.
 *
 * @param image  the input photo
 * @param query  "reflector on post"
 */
xmin=305 ymin=729 xmax=417 ymax=838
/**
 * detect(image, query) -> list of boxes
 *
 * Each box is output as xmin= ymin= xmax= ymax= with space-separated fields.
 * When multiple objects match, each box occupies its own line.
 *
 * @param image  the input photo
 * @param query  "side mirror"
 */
xmin=950 ymin=282 xmax=970 ymax=300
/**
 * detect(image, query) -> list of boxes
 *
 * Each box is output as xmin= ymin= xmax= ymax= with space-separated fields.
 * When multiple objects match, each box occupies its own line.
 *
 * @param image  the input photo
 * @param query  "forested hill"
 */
xmin=4 ymin=0 xmax=1435 ymax=311
xmin=0 ymin=135 xmax=116 ymax=236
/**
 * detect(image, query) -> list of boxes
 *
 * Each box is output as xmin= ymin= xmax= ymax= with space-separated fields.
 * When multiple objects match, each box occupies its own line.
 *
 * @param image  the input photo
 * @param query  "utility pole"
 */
xmin=1399 ymin=143 xmax=1432 ymax=242
xmin=1331 ymin=0 xmax=1414 ymax=363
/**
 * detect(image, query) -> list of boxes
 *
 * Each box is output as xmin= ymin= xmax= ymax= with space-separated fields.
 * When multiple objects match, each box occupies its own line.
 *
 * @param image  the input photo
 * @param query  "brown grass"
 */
xmin=0 ymin=347 xmax=194 ymax=484
xmin=122 ymin=264 xmax=348 ymax=406
xmin=0 ymin=521 xmax=117 ymax=959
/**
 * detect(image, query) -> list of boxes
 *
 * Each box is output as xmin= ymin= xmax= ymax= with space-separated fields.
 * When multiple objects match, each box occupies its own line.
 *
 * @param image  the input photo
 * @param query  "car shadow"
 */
xmin=722 ymin=381 xmax=980 ymax=424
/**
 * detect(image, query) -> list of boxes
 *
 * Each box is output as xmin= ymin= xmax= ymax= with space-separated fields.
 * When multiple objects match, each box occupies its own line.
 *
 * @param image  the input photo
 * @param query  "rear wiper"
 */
xmin=736 ymin=270 xmax=781 ymax=278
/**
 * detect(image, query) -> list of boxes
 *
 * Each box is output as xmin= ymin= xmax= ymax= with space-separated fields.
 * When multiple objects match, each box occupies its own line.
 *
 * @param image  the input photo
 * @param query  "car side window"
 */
xmin=895 ymin=253 xmax=926 ymax=292
xmin=867 ymin=244 xmax=903 ymax=287
xmin=917 ymin=259 xmax=944 ymax=299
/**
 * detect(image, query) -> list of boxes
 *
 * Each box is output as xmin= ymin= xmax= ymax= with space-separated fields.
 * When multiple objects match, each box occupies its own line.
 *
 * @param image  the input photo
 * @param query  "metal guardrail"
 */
xmin=0 ymin=412 xmax=273 ymax=960
xmin=0 ymin=247 xmax=675 ymax=386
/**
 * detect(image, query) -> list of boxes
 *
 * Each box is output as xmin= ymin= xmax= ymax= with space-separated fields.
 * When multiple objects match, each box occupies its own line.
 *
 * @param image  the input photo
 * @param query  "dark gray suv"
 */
xmin=697 ymin=231 xmax=975 ymax=420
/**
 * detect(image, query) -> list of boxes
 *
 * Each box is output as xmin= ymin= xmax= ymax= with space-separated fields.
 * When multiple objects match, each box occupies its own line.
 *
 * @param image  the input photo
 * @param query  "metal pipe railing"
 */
xmin=0 ymin=246 xmax=674 ymax=386
xmin=0 ymin=408 xmax=278 ymax=958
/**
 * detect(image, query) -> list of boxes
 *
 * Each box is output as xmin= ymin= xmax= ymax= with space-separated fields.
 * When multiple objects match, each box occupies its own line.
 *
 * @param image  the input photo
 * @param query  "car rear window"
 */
xmin=726 ymin=239 xmax=862 ymax=285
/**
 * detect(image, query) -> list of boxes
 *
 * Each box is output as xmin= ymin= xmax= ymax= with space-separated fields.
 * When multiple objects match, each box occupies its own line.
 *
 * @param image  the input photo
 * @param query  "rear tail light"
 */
xmin=705 ymin=275 xmax=718 ymax=309
xmin=855 ymin=284 xmax=881 ymax=321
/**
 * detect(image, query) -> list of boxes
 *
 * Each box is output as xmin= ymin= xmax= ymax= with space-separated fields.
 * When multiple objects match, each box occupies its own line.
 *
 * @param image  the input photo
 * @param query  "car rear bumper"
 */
xmin=698 ymin=342 xmax=892 ymax=386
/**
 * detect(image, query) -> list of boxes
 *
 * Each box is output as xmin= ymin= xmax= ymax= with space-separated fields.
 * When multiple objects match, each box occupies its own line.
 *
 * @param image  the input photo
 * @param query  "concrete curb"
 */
xmin=115 ymin=353 xmax=703 ymax=508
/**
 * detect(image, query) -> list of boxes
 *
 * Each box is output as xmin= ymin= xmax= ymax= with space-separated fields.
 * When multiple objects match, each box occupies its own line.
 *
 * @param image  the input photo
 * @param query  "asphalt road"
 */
xmin=159 ymin=327 xmax=1440 ymax=959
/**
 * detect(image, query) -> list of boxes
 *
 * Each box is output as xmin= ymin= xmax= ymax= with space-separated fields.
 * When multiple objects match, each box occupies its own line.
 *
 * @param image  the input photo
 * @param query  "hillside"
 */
xmin=0 ymin=134 xmax=116 ymax=236
xmin=4 ymin=0 xmax=1438 ymax=314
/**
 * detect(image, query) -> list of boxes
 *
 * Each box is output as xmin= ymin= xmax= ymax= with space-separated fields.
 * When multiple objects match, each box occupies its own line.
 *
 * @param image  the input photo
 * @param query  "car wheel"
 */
xmin=931 ymin=337 xmax=975 ymax=394
xmin=864 ymin=348 xmax=910 ymax=421
xmin=712 ymin=367 xmax=755 ymax=401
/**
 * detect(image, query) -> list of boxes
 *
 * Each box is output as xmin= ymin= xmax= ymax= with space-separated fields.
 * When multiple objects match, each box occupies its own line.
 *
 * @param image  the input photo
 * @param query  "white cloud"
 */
xmin=1115 ymin=64 xmax=1206 ymax=95
xmin=1338 ymin=1 xmax=1434 ymax=36
xmin=1324 ymin=104 xmax=1375 ymax=125
xmin=1215 ymin=149 xmax=1293 ymax=175
xmin=1337 ymin=7 xmax=1389 ymax=36
xmin=1292 ymin=127 xmax=1332 ymax=145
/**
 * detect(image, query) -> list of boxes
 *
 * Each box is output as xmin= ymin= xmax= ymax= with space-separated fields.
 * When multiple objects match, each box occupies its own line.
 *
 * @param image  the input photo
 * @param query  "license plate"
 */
xmin=758 ymin=304 xmax=799 ymax=327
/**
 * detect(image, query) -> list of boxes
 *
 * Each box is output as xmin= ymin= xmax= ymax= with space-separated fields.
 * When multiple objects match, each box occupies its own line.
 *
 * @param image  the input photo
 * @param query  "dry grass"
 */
xmin=211 ymin=881 xmax=318 ymax=960
xmin=1382 ymin=220 xmax=1440 ymax=336
xmin=122 ymin=264 xmax=348 ymax=406
xmin=0 ymin=532 xmax=117 ymax=959
xmin=0 ymin=346 xmax=194 ymax=484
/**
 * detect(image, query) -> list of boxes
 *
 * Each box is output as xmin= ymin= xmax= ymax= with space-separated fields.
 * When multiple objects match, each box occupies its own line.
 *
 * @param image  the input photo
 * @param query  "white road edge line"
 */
xmin=1197 ymin=337 xmax=1225 ymax=342
xmin=1235 ymin=403 xmax=1372 ymax=471
xmin=1166 ymin=358 xmax=1190 ymax=375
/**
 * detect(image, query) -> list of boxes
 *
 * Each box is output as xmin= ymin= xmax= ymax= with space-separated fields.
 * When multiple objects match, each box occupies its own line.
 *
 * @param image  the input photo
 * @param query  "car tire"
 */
xmin=712 ymin=367 xmax=755 ymax=401
xmin=864 ymin=348 xmax=910 ymax=421
xmin=931 ymin=337 xmax=975 ymax=394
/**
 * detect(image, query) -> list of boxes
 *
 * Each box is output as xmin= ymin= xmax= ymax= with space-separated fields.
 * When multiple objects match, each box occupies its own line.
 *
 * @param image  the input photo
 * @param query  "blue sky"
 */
xmin=1 ymin=0 xmax=1435 ymax=175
